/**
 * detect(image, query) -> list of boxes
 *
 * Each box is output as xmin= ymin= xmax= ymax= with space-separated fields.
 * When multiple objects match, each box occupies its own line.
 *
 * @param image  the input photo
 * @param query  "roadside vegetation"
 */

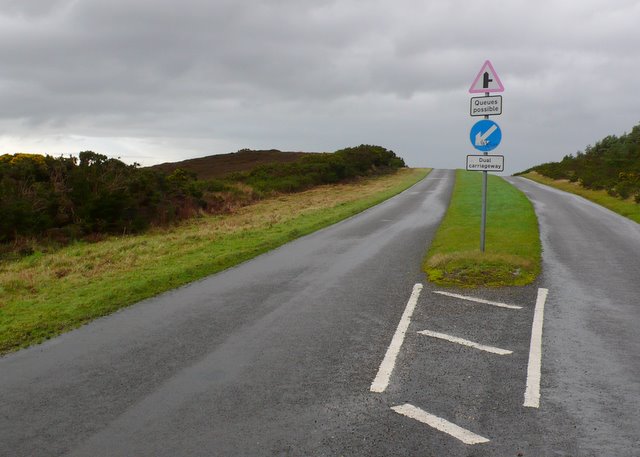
xmin=424 ymin=170 xmax=541 ymax=287
xmin=518 ymin=172 xmax=640 ymax=223
xmin=517 ymin=122 xmax=640 ymax=221
xmin=0 ymin=144 xmax=405 ymax=254
xmin=0 ymin=167 xmax=428 ymax=354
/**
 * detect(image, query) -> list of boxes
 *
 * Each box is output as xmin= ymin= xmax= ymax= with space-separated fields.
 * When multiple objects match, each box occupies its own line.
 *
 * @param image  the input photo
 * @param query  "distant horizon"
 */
xmin=2 ymin=1 xmax=639 ymax=175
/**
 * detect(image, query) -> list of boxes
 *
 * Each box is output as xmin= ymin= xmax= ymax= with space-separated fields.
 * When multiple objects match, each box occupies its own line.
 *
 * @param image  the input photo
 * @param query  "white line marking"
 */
xmin=524 ymin=288 xmax=548 ymax=408
xmin=370 ymin=283 xmax=423 ymax=393
xmin=433 ymin=291 xmax=522 ymax=310
xmin=418 ymin=330 xmax=512 ymax=355
xmin=391 ymin=404 xmax=490 ymax=445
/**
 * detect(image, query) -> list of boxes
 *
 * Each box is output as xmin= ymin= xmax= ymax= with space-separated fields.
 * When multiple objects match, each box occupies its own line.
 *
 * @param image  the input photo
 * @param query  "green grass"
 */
xmin=0 ymin=169 xmax=429 ymax=354
xmin=521 ymin=171 xmax=640 ymax=224
xmin=424 ymin=170 xmax=541 ymax=287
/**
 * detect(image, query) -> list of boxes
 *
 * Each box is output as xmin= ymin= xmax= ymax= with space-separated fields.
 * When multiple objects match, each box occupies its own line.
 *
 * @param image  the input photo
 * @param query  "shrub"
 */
xmin=0 ymin=145 xmax=407 ymax=246
xmin=237 ymin=145 xmax=405 ymax=195
xmin=521 ymin=123 xmax=640 ymax=203
xmin=0 ymin=153 xmax=206 ymax=242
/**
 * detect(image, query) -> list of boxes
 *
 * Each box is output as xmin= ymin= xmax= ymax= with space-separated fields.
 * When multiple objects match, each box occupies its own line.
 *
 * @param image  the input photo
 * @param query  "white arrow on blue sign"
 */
xmin=469 ymin=119 xmax=502 ymax=152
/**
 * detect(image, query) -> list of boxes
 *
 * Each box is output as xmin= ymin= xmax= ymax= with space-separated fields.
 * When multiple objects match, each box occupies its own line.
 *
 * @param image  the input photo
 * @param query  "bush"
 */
xmin=521 ymin=123 xmax=640 ymax=203
xmin=0 ymin=145 xmax=407 ymax=245
xmin=0 ymin=153 xmax=206 ymax=242
xmin=238 ymin=145 xmax=405 ymax=194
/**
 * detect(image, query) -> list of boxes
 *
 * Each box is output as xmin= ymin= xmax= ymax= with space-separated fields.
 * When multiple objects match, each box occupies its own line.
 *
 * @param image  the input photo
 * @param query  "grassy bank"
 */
xmin=0 ymin=168 xmax=429 ymax=354
xmin=424 ymin=170 xmax=541 ymax=287
xmin=521 ymin=171 xmax=640 ymax=224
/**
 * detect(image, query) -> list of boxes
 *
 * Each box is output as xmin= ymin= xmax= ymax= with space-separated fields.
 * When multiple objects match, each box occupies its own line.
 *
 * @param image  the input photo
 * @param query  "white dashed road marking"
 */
xmin=370 ymin=283 xmax=423 ymax=393
xmin=373 ymin=284 xmax=548 ymax=446
xmin=524 ymin=288 xmax=549 ymax=408
xmin=391 ymin=403 xmax=490 ymax=445
xmin=418 ymin=329 xmax=513 ymax=355
xmin=433 ymin=291 xmax=522 ymax=310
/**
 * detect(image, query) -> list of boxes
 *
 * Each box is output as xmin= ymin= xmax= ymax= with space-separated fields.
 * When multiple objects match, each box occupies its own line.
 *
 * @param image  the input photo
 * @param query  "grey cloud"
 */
xmin=0 ymin=0 xmax=639 ymax=173
xmin=0 ymin=0 xmax=75 ymax=18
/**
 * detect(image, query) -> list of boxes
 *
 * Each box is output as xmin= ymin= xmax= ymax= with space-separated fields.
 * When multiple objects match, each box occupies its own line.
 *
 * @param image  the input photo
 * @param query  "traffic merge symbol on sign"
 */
xmin=469 ymin=60 xmax=504 ymax=93
xmin=469 ymin=119 xmax=502 ymax=152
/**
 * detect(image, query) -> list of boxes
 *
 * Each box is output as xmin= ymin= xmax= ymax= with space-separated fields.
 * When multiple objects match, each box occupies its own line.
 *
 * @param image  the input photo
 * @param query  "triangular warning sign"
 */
xmin=469 ymin=60 xmax=504 ymax=93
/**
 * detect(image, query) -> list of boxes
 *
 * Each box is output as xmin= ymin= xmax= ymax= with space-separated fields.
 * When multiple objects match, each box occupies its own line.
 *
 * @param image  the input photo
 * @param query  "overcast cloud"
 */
xmin=1 ymin=0 xmax=639 ymax=173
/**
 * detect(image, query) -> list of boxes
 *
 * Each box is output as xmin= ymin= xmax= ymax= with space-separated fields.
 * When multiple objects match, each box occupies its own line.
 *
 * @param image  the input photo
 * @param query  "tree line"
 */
xmin=0 ymin=145 xmax=405 ymax=245
xmin=518 ymin=123 xmax=640 ymax=202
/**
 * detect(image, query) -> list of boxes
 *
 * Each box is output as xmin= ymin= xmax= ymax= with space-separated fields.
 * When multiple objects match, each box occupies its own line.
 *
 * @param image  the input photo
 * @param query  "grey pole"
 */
xmin=480 ymin=91 xmax=489 ymax=252
xmin=481 ymin=168 xmax=487 ymax=252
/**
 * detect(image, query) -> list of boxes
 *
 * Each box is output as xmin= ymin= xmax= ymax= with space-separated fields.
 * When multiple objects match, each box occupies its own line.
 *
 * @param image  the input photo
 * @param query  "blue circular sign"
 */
xmin=469 ymin=120 xmax=502 ymax=152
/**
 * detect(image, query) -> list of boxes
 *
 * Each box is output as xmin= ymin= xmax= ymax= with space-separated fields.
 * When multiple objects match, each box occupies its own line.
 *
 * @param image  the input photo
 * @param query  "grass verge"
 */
xmin=424 ymin=170 xmax=541 ymax=287
xmin=0 ymin=168 xmax=429 ymax=355
xmin=520 ymin=171 xmax=640 ymax=224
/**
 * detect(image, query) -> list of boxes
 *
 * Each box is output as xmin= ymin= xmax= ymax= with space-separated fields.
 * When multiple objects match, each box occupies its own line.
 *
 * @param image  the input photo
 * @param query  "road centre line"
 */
xmin=524 ymin=288 xmax=549 ymax=408
xmin=391 ymin=404 xmax=490 ymax=445
xmin=433 ymin=291 xmax=522 ymax=310
xmin=370 ymin=283 xmax=423 ymax=393
xmin=418 ymin=329 xmax=512 ymax=355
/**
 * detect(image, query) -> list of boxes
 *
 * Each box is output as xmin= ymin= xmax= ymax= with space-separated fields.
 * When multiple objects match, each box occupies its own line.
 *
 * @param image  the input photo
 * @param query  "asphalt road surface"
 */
xmin=506 ymin=176 xmax=640 ymax=456
xmin=2 ymin=171 xmax=639 ymax=456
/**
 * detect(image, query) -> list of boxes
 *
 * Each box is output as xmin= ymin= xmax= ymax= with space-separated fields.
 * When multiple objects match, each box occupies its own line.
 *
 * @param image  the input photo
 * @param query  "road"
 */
xmin=1 ymin=171 xmax=639 ymax=456
xmin=506 ymin=176 xmax=640 ymax=456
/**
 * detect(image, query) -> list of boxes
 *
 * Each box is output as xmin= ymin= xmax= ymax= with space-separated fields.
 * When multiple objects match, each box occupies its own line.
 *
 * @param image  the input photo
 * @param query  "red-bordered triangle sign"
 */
xmin=469 ymin=60 xmax=504 ymax=93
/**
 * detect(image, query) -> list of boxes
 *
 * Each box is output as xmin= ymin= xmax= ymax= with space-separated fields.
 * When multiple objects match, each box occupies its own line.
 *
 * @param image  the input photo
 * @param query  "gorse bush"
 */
xmin=518 ymin=123 xmax=640 ymax=202
xmin=0 ymin=145 xmax=405 ymax=244
xmin=238 ymin=145 xmax=405 ymax=194
xmin=0 ymin=151 xmax=218 ymax=243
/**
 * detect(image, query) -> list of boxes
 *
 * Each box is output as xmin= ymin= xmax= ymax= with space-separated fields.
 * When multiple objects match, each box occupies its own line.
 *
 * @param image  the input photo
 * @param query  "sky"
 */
xmin=1 ymin=0 xmax=639 ymax=174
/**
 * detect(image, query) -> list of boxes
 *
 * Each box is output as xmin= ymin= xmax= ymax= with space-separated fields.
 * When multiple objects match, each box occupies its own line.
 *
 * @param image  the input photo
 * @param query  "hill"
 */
xmin=150 ymin=149 xmax=315 ymax=180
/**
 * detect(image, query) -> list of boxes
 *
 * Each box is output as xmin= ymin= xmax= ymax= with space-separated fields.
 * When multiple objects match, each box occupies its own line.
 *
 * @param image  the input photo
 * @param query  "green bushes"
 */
xmin=0 ymin=145 xmax=405 ymax=246
xmin=518 ymin=123 xmax=640 ymax=202
xmin=238 ymin=145 xmax=405 ymax=194
xmin=0 ymin=151 xmax=211 ymax=243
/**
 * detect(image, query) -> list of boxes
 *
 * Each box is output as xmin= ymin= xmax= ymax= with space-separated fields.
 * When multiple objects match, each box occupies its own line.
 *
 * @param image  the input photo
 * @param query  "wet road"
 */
xmin=2 ymin=171 xmax=456 ymax=456
xmin=507 ymin=176 xmax=640 ymax=456
xmin=2 ymin=171 xmax=639 ymax=456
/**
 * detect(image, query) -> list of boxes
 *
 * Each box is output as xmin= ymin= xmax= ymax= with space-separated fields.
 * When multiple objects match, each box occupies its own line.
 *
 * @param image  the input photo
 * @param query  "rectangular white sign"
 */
xmin=466 ymin=154 xmax=504 ymax=172
xmin=470 ymin=95 xmax=502 ymax=116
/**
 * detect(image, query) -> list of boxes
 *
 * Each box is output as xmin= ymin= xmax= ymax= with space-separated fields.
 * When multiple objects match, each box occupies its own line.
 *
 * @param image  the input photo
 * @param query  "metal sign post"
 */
xmin=468 ymin=61 xmax=504 ymax=253
xmin=481 ymin=93 xmax=489 ymax=252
